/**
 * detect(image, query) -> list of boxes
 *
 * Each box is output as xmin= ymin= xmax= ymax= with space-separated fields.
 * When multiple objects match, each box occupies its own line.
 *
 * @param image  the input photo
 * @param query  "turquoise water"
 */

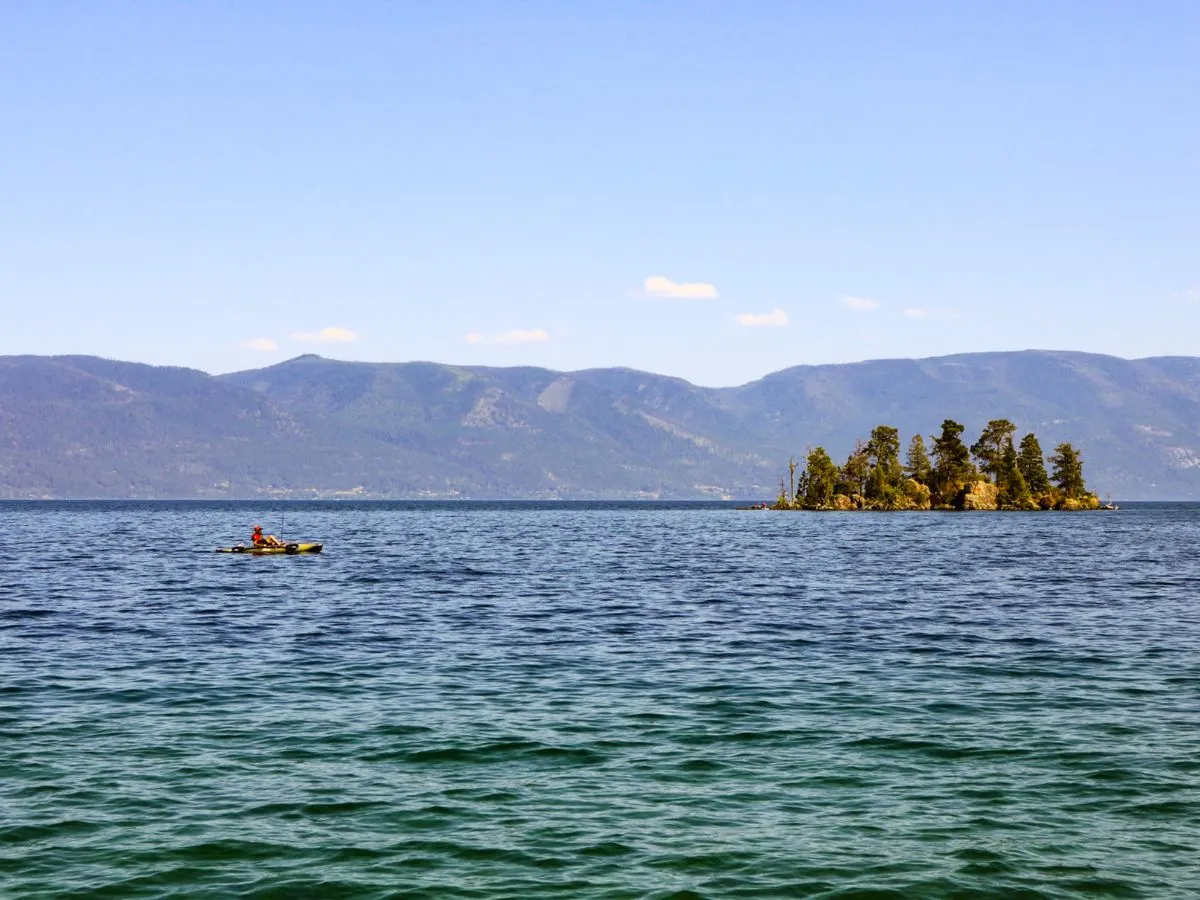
xmin=2 ymin=502 xmax=1199 ymax=898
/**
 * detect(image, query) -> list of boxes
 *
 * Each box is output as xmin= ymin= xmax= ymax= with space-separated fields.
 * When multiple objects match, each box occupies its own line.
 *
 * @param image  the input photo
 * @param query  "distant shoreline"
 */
xmin=3 ymin=498 xmax=1187 ymax=506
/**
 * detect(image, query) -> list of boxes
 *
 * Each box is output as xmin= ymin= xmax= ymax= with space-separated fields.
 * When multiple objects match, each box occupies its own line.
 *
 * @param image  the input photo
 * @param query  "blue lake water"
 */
xmin=2 ymin=501 xmax=1199 ymax=898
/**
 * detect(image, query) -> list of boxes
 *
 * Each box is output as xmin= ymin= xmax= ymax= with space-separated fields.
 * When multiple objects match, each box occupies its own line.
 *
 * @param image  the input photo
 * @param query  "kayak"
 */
xmin=216 ymin=542 xmax=324 ymax=555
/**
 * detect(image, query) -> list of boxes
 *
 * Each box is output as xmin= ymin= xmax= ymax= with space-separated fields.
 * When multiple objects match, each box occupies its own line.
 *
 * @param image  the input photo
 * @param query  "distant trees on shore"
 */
xmin=777 ymin=419 xmax=1102 ymax=511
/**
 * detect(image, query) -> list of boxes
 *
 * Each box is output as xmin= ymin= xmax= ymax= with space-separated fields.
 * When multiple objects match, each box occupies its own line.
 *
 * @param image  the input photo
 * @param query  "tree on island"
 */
xmin=1018 ymin=433 xmax=1051 ymax=495
xmin=1050 ymin=443 xmax=1087 ymax=499
xmin=905 ymin=434 xmax=932 ymax=485
xmin=775 ymin=417 xmax=1102 ymax=512
xmin=972 ymin=418 xmax=1034 ymax=507
xmin=997 ymin=437 xmax=1032 ymax=507
xmin=971 ymin=419 xmax=1016 ymax=482
xmin=864 ymin=425 xmax=904 ymax=506
xmin=836 ymin=440 xmax=871 ymax=499
xmin=795 ymin=446 xmax=839 ymax=508
xmin=930 ymin=419 xmax=976 ymax=507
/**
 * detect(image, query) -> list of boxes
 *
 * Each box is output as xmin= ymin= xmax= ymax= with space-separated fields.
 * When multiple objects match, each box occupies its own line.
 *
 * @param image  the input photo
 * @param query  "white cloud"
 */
xmin=289 ymin=326 xmax=359 ymax=344
xmin=237 ymin=338 xmax=278 ymax=351
xmin=644 ymin=275 xmax=718 ymax=300
xmin=735 ymin=308 xmax=789 ymax=327
xmin=841 ymin=295 xmax=880 ymax=310
xmin=1176 ymin=288 xmax=1200 ymax=303
xmin=903 ymin=308 xmax=930 ymax=317
xmin=465 ymin=328 xmax=551 ymax=345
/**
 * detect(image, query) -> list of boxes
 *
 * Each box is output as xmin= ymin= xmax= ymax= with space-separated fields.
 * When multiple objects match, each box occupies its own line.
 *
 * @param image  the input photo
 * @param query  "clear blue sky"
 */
xmin=3 ymin=2 xmax=1198 ymax=386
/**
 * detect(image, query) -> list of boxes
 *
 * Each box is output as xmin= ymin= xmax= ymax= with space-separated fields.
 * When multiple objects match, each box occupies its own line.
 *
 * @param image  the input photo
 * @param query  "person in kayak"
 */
xmin=251 ymin=525 xmax=284 ymax=548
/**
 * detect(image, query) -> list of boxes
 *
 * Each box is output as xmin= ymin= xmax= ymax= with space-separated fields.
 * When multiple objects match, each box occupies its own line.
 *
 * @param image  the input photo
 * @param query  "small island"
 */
xmin=770 ymin=418 xmax=1109 ymax=511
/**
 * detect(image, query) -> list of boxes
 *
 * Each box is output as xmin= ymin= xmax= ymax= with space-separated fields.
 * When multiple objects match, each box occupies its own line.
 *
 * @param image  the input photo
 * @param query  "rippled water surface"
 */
xmin=3 ymin=501 xmax=1199 ymax=898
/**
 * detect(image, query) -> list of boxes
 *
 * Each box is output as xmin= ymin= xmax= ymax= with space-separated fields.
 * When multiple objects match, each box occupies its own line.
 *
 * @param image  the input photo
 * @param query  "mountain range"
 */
xmin=2 ymin=350 xmax=1199 ymax=499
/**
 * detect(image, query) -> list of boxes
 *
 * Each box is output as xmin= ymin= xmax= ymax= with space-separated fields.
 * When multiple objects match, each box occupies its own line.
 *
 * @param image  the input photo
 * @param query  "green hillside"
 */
xmin=1 ymin=350 xmax=1198 ymax=499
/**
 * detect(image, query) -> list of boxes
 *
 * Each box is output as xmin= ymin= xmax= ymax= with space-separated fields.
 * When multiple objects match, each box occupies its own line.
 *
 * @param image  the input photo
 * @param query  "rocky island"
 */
xmin=773 ymin=419 xmax=1106 ymax=511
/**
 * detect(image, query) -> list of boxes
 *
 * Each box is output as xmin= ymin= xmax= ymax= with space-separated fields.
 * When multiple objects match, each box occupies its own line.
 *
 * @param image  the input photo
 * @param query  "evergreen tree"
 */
xmin=866 ymin=426 xmax=901 ymax=472
xmin=838 ymin=440 xmax=871 ymax=498
xmin=1049 ymin=442 xmax=1087 ymax=498
xmin=971 ymin=419 xmax=1017 ymax=483
xmin=998 ymin=437 xmax=1030 ymax=506
xmin=905 ymin=434 xmax=932 ymax=484
xmin=930 ymin=419 xmax=975 ymax=506
xmin=864 ymin=425 xmax=903 ymax=506
xmin=796 ymin=446 xmax=839 ymax=508
xmin=1018 ymin=433 xmax=1051 ymax=495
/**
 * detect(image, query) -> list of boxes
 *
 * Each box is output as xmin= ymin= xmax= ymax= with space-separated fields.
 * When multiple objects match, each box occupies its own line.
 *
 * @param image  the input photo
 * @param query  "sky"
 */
xmin=2 ymin=2 xmax=1198 ymax=387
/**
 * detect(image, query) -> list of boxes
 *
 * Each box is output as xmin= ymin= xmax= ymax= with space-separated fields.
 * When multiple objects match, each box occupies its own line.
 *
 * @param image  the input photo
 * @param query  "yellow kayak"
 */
xmin=216 ymin=542 xmax=324 ymax=555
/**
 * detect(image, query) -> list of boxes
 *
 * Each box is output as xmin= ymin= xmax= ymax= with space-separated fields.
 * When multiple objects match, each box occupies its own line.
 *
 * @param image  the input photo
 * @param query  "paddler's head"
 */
xmin=253 ymin=525 xmax=263 ymax=533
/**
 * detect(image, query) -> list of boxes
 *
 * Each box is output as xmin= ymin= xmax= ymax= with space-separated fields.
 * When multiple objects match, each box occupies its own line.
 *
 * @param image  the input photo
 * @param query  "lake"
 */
xmin=2 ymin=501 xmax=1198 ymax=898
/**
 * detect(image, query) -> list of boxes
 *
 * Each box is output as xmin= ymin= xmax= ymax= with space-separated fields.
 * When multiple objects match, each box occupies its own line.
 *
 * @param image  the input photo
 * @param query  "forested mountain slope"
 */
xmin=2 ymin=351 xmax=1197 ymax=498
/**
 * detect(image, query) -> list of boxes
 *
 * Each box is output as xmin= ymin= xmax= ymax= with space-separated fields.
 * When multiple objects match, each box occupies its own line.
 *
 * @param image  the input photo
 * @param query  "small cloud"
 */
xmin=465 ymin=328 xmax=551 ymax=345
xmin=644 ymin=276 xmax=718 ymax=300
xmin=290 ymin=326 xmax=359 ymax=344
xmin=735 ymin=308 xmax=789 ymax=327
xmin=903 ymin=308 xmax=930 ymax=317
xmin=841 ymin=295 xmax=880 ymax=310
xmin=1175 ymin=288 xmax=1200 ymax=303
xmin=237 ymin=338 xmax=278 ymax=351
